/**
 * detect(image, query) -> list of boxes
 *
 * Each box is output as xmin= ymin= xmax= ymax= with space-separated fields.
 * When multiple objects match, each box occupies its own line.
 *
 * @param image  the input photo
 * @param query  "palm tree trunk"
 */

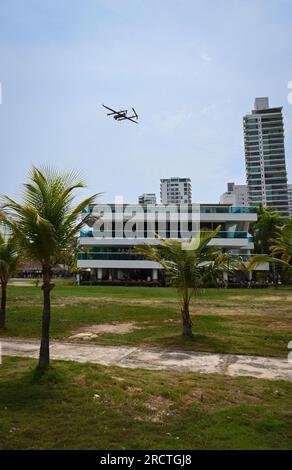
xmin=181 ymin=308 xmax=193 ymax=336
xmin=181 ymin=291 xmax=192 ymax=336
xmin=38 ymin=267 xmax=53 ymax=369
xmin=0 ymin=283 xmax=7 ymax=329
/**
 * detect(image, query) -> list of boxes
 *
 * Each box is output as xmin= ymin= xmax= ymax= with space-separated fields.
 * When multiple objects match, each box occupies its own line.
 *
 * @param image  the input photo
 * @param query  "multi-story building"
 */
xmin=243 ymin=97 xmax=289 ymax=217
xmin=138 ymin=193 xmax=157 ymax=204
xmin=77 ymin=203 xmax=267 ymax=282
xmin=160 ymin=177 xmax=192 ymax=204
xmin=220 ymin=183 xmax=248 ymax=207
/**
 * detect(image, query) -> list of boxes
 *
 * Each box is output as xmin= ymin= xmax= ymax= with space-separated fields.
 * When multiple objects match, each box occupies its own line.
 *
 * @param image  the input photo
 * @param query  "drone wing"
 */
xmin=102 ymin=104 xmax=118 ymax=114
xmin=125 ymin=116 xmax=138 ymax=124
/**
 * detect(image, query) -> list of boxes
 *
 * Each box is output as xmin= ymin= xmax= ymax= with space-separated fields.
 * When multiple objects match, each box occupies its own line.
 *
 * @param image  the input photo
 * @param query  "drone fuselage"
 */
xmin=114 ymin=113 xmax=126 ymax=120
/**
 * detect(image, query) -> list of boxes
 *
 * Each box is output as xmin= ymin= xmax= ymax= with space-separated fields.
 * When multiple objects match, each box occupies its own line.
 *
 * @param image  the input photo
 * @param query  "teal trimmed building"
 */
xmin=77 ymin=203 xmax=266 ymax=282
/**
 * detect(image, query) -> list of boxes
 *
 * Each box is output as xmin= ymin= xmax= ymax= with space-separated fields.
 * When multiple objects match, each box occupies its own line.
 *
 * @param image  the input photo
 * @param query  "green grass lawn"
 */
xmin=1 ymin=356 xmax=292 ymax=450
xmin=1 ymin=284 xmax=292 ymax=357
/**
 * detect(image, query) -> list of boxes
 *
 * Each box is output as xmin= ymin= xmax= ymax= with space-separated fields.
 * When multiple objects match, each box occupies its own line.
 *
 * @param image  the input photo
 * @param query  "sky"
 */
xmin=0 ymin=0 xmax=292 ymax=204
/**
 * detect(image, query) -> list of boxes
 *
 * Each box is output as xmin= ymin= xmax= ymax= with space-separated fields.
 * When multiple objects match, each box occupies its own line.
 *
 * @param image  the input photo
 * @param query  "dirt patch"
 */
xmin=126 ymin=386 xmax=143 ymax=393
xmin=229 ymin=295 xmax=292 ymax=302
xmin=259 ymin=295 xmax=292 ymax=302
xmin=144 ymin=395 xmax=174 ymax=422
xmin=189 ymin=303 xmax=292 ymax=317
xmin=68 ymin=322 xmax=141 ymax=340
xmin=110 ymin=375 xmax=125 ymax=382
xmin=8 ymin=280 xmax=36 ymax=287
xmin=53 ymin=296 xmax=177 ymax=307
xmin=183 ymin=387 xmax=263 ymax=411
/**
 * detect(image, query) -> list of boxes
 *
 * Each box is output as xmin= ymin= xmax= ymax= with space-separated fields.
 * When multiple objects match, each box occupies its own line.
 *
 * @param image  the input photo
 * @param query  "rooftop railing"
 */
xmin=82 ymin=205 xmax=257 ymax=214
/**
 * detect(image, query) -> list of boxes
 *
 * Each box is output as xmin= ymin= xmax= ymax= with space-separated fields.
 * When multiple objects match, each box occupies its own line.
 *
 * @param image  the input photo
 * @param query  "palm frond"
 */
xmin=1 ymin=166 xmax=97 ymax=268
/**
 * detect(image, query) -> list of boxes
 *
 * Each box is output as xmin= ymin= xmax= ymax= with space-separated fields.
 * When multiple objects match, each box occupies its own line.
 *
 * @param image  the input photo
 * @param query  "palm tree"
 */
xmin=0 ymin=167 xmax=97 ymax=369
xmin=0 ymin=234 xmax=21 ymax=328
xmin=270 ymin=219 xmax=292 ymax=263
xmin=251 ymin=205 xmax=281 ymax=254
xmin=248 ymin=219 xmax=292 ymax=279
xmin=202 ymin=251 xmax=234 ymax=287
xmin=134 ymin=227 xmax=234 ymax=337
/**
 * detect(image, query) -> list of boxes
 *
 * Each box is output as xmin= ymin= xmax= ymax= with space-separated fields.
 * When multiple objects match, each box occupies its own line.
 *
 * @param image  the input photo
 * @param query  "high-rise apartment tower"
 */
xmin=243 ymin=97 xmax=289 ymax=217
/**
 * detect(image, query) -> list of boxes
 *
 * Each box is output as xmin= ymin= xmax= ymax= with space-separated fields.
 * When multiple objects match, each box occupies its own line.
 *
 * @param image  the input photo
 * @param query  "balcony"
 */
xmin=80 ymin=230 xmax=251 ymax=240
xmin=200 ymin=206 xmax=256 ymax=214
xmin=78 ymin=239 xmax=253 ymax=261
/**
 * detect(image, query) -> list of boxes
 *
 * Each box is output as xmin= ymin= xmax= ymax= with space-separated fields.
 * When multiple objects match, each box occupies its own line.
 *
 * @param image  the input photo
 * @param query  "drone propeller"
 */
xmin=132 ymin=108 xmax=138 ymax=118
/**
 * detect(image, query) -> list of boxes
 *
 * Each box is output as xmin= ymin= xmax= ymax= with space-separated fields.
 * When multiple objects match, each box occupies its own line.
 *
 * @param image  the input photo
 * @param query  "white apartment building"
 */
xmin=160 ymin=177 xmax=192 ymax=204
xmin=220 ymin=183 xmax=248 ymax=207
xmin=243 ymin=97 xmax=289 ymax=217
xmin=77 ymin=203 xmax=267 ymax=283
xmin=138 ymin=193 xmax=157 ymax=204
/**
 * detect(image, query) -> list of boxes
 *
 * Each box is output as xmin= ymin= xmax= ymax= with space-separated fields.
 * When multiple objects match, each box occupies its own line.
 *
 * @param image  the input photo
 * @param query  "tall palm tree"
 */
xmin=134 ymin=228 xmax=234 ymax=337
xmin=0 ymin=166 xmax=97 ymax=369
xmin=0 ymin=234 xmax=21 ymax=328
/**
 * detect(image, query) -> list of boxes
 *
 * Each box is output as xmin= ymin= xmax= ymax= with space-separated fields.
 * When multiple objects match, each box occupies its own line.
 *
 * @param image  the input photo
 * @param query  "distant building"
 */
xmin=160 ymin=177 xmax=192 ymax=204
xmin=220 ymin=183 xmax=248 ymax=207
xmin=138 ymin=193 xmax=157 ymax=204
xmin=243 ymin=97 xmax=289 ymax=217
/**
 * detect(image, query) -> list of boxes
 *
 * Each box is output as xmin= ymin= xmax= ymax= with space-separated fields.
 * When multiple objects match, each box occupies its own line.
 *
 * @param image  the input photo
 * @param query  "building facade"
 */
xmin=77 ymin=203 xmax=266 ymax=282
xmin=220 ymin=183 xmax=248 ymax=207
xmin=160 ymin=177 xmax=192 ymax=204
xmin=138 ymin=193 xmax=157 ymax=204
xmin=288 ymin=184 xmax=292 ymax=217
xmin=243 ymin=97 xmax=289 ymax=217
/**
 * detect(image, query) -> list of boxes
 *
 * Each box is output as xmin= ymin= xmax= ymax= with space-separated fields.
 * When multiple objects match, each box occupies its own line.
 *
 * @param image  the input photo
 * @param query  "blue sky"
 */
xmin=0 ymin=0 xmax=292 ymax=203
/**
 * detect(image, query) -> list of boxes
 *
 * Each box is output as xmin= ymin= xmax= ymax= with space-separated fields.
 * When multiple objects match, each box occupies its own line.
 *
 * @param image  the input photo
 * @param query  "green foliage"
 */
xmin=0 ymin=166 xmax=98 ymax=269
xmin=251 ymin=206 xmax=281 ymax=254
xmin=0 ymin=234 xmax=21 ymax=286
xmin=270 ymin=218 xmax=292 ymax=264
xmin=134 ymin=228 xmax=240 ymax=309
xmin=135 ymin=228 xmax=221 ymax=290
xmin=249 ymin=218 xmax=292 ymax=278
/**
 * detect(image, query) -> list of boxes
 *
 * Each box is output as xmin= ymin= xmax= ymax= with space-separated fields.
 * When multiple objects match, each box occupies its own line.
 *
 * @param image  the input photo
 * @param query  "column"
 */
xmin=152 ymin=269 xmax=158 ymax=281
